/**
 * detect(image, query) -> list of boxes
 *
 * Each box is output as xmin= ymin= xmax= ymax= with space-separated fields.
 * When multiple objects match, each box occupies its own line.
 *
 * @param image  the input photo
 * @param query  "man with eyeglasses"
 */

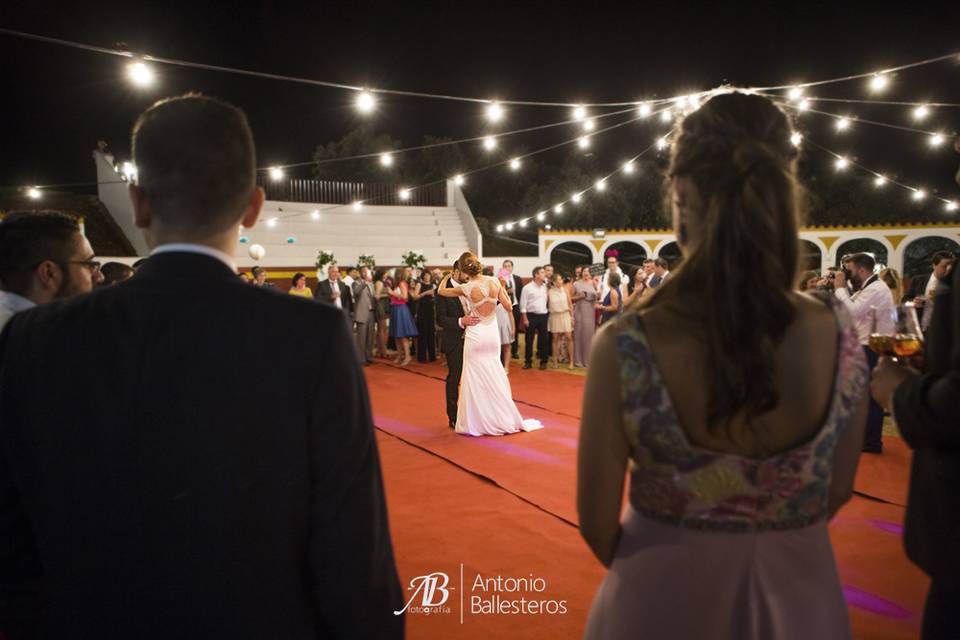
xmin=0 ymin=210 xmax=103 ymax=330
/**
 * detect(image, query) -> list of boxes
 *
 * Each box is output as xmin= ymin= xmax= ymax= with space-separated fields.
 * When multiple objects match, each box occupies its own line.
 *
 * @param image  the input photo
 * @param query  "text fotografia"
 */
xmin=470 ymin=573 xmax=568 ymax=615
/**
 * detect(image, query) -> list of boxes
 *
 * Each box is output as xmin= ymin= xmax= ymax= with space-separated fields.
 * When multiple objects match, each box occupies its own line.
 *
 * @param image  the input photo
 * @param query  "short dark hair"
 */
xmin=532 ymin=266 xmax=544 ymax=277
xmin=642 ymin=259 xmax=655 ymax=265
xmin=100 ymin=261 xmax=134 ymax=286
xmin=251 ymin=266 xmax=265 ymax=276
xmin=502 ymin=259 xmax=513 ymax=267
xmin=654 ymin=257 xmax=669 ymax=269
xmin=292 ymin=272 xmax=306 ymax=286
xmin=132 ymin=93 xmax=256 ymax=235
xmin=544 ymin=263 xmax=554 ymax=269
xmin=844 ymin=252 xmax=875 ymax=272
xmin=0 ymin=211 xmax=81 ymax=296
xmin=932 ymin=251 xmax=955 ymax=265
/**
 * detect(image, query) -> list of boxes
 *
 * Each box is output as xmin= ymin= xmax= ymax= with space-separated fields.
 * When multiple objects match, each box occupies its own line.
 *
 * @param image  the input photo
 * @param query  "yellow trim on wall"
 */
xmin=589 ymin=239 xmax=606 ymax=252
xmin=818 ymin=236 xmax=841 ymax=252
xmin=543 ymin=239 xmax=555 ymax=252
xmin=884 ymin=234 xmax=909 ymax=250
xmin=539 ymin=222 xmax=960 ymax=235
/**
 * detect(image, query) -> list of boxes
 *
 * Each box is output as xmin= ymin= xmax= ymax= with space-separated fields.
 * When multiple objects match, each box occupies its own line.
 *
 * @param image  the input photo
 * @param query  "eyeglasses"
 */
xmin=61 ymin=260 xmax=102 ymax=273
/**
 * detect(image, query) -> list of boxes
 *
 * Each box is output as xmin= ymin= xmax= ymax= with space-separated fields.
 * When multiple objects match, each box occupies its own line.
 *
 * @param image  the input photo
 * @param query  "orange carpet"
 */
xmin=369 ymin=360 xmax=928 ymax=639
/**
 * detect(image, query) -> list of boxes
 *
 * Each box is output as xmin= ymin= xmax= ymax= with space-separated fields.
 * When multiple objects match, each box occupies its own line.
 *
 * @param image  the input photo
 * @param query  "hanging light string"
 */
xmin=495 ymin=132 xmax=674 ymax=232
xmin=802 ymin=136 xmax=958 ymax=212
xmin=2 ymin=27 xmax=957 ymax=108
xmin=772 ymin=95 xmax=960 ymax=108
xmin=772 ymin=99 xmax=957 ymax=141
xmin=257 ymin=104 xmax=678 ymax=226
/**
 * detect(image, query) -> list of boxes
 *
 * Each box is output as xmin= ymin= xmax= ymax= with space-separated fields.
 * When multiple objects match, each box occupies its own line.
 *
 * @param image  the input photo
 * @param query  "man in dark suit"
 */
xmin=502 ymin=259 xmax=524 ymax=359
xmin=435 ymin=259 xmax=480 ymax=428
xmin=0 ymin=94 xmax=403 ymax=639
xmin=315 ymin=264 xmax=354 ymax=318
xmin=871 ymin=145 xmax=960 ymax=639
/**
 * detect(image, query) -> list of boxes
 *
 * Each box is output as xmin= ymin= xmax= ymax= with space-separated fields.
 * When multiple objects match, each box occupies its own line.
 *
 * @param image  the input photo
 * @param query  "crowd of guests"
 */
xmin=2 ymin=91 xmax=958 ymax=639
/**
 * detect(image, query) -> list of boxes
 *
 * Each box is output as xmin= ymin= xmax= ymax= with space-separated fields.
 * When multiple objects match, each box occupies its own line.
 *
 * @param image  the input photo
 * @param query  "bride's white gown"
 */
xmin=455 ymin=277 xmax=544 ymax=436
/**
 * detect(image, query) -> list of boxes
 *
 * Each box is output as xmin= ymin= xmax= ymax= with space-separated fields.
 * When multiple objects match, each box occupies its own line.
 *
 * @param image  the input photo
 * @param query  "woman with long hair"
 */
xmin=388 ymin=267 xmax=417 ymax=366
xmin=797 ymin=270 xmax=820 ymax=292
xmin=878 ymin=267 xmax=903 ymax=304
xmin=374 ymin=269 xmax=392 ymax=358
xmin=578 ymin=92 xmax=868 ymax=639
xmin=571 ymin=265 xmax=599 ymax=367
xmin=548 ymin=273 xmax=575 ymax=370
xmin=596 ymin=272 xmax=622 ymax=324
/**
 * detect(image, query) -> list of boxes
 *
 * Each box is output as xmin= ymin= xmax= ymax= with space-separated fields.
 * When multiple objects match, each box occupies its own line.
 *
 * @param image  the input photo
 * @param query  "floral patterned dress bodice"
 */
xmin=615 ymin=296 xmax=867 ymax=532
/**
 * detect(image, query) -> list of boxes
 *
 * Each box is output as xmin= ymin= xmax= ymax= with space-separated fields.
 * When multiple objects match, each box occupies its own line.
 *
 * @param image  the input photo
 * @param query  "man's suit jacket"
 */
xmin=509 ymin=274 xmax=523 ymax=307
xmin=435 ymin=278 xmax=465 ymax=350
xmin=893 ymin=264 xmax=960 ymax=587
xmin=352 ymin=279 xmax=376 ymax=324
xmin=314 ymin=278 xmax=354 ymax=317
xmin=0 ymin=252 xmax=403 ymax=639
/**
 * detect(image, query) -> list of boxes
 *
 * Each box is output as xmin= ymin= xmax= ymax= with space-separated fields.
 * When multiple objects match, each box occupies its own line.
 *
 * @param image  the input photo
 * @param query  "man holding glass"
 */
xmin=834 ymin=252 xmax=895 ymax=453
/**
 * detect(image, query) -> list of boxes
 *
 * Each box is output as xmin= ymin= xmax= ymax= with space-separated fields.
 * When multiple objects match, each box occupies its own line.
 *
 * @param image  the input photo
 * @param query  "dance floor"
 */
xmin=367 ymin=359 xmax=927 ymax=639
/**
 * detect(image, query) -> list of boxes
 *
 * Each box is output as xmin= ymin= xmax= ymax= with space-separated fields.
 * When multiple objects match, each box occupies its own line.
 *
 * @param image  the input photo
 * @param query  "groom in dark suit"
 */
xmin=0 ymin=95 xmax=402 ymax=639
xmin=436 ymin=258 xmax=480 ymax=428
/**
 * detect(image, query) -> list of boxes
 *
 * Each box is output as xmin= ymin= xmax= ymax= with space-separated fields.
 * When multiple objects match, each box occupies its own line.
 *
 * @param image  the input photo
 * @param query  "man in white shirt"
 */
xmin=599 ymin=255 xmax=626 ymax=300
xmin=915 ymin=251 xmax=955 ymax=332
xmin=519 ymin=266 xmax=550 ymax=370
xmin=0 ymin=211 xmax=104 ymax=331
xmin=835 ymin=252 xmax=895 ymax=453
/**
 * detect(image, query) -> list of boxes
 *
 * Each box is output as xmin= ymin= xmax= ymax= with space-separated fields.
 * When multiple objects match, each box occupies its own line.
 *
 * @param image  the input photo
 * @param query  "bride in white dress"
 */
xmin=438 ymin=256 xmax=543 ymax=436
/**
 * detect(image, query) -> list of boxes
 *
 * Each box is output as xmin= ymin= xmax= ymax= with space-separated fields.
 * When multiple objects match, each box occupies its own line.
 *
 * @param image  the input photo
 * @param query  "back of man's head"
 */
xmin=132 ymin=93 xmax=256 ymax=236
xmin=0 ymin=211 xmax=80 ymax=297
xmin=654 ymin=257 xmax=669 ymax=270
xmin=846 ymin=252 xmax=876 ymax=273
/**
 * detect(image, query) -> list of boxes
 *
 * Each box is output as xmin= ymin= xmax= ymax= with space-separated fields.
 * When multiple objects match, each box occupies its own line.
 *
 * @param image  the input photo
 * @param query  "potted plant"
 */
xmin=315 ymin=250 xmax=335 ymax=280
xmin=401 ymin=250 xmax=426 ymax=270
xmin=358 ymin=254 xmax=376 ymax=270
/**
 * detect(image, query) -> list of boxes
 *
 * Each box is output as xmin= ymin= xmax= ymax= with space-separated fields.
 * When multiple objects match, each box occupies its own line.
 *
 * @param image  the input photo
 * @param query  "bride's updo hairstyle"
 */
xmin=461 ymin=255 xmax=484 ymax=277
xmin=650 ymin=91 xmax=802 ymax=432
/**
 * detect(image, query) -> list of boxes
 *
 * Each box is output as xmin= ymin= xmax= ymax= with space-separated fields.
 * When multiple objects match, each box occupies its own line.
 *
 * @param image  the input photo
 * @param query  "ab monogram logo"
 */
xmin=394 ymin=571 xmax=453 ymax=616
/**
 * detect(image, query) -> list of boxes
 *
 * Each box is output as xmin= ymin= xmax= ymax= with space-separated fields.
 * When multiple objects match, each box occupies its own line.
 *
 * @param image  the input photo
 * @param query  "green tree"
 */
xmin=312 ymin=125 xmax=404 ymax=183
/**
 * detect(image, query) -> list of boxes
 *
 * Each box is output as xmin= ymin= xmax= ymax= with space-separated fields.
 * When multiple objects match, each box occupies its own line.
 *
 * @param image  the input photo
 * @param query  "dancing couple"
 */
xmin=437 ymin=252 xmax=542 ymax=436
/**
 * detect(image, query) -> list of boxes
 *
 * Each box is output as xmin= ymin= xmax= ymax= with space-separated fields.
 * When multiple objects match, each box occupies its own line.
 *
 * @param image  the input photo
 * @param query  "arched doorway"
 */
xmin=549 ymin=241 xmax=594 ymax=277
xmin=657 ymin=241 xmax=682 ymax=269
xmin=799 ymin=240 xmax=823 ymax=272
xmin=834 ymin=238 xmax=888 ymax=268
xmin=604 ymin=240 xmax=647 ymax=274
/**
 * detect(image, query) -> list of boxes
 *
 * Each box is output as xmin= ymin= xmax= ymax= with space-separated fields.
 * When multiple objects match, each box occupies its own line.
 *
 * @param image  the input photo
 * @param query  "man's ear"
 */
xmin=241 ymin=187 xmax=265 ymax=229
xmin=130 ymin=185 xmax=151 ymax=230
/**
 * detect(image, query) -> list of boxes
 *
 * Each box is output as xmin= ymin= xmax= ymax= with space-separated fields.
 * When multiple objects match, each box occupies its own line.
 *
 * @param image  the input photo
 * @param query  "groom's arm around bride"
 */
xmin=436 ymin=269 xmax=478 ymax=427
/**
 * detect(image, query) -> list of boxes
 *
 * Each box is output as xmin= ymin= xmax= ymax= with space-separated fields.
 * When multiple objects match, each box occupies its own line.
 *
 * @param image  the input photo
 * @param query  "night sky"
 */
xmin=2 ymin=2 xmax=958 ymax=204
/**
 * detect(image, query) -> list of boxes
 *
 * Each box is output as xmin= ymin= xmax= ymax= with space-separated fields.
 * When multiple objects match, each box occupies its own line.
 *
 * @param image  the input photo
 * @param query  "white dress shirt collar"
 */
xmin=150 ymin=243 xmax=237 ymax=273
xmin=0 ymin=291 xmax=36 ymax=332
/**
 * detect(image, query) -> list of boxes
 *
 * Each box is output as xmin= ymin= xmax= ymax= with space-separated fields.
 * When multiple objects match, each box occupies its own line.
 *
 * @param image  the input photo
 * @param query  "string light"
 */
xmin=121 ymin=162 xmax=137 ymax=181
xmin=506 ymin=222 xmax=514 ymax=230
xmin=482 ymin=135 xmax=498 ymax=150
xmin=913 ymin=105 xmax=930 ymax=120
xmin=874 ymin=175 xmax=887 ymax=187
xmin=571 ymin=192 xmax=582 ymax=203
xmin=486 ymin=101 xmax=504 ymax=123
xmin=912 ymin=189 xmax=926 ymax=201
xmin=352 ymin=200 xmax=364 ymax=210
xmin=583 ymin=118 xmax=596 ymax=132
xmin=509 ymin=157 xmax=521 ymax=171
xmin=835 ymin=156 xmax=849 ymax=170
xmin=637 ymin=103 xmax=652 ymax=118
xmin=595 ymin=179 xmax=606 ymax=191
xmin=399 ymin=188 xmax=411 ymax=201
xmin=836 ymin=117 xmax=852 ymax=131
xmin=453 ymin=174 xmax=465 ymax=186
xmin=269 ymin=166 xmax=284 ymax=181
xmin=929 ymin=133 xmax=945 ymax=147
xmin=496 ymin=224 xmax=504 ymax=232
xmin=790 ymin=132 xmax=803 ymax=147
xmin=127 ymin=61 xmax=155 ymax=87
xmin=27 ymin=186 xmax=41 ymax=199
xmin=379 ymin=152 xmax=394 ymax=166
xmin=656 ymin=136 xmax=669 ymax=150
xmin=577 ymin=136 xmax=591 ymax=149
xmin=797 ymin=99 xmax=811 ymax=112
xmin=266 ymin=217 xmax=278 ymax=228
xmin=947 ymin=201 xmax=958 ymax=212
xmin=869 ymin=73 xmax=890 ymax=92
xmin=554 ymin=204 xmax=563 ymax=213
xmin=519 ymin=219 xmax=528 ymax=228
xmin=660 ymin=109 xmax=673 ymax=122
xmin=536 ymin=211 xmax=546 ymax=221
xmin=622 ymin=161 xmax=636 ymax=174
xmin=355 ymin=90 xmax=376 ymax=114
xmin=787 ymin=86 xmax=804 ymax=101
xmin=545 ymin=224 xmax=552 ymax=230
xmin=311 ymin=210 xmax=320 ymax=220
xmin=572 ymin=105 xmax=587 ymax=121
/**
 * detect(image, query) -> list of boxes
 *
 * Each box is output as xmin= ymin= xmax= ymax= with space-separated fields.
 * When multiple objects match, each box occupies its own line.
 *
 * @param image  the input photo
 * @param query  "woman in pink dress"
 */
xmin=577 ymin=92 xmax=868 ymax=640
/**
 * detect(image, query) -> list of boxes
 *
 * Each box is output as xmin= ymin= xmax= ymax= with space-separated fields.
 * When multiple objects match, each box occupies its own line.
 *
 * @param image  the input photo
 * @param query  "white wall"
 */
xmin=94 ymin=151 xmax=149 ymax=256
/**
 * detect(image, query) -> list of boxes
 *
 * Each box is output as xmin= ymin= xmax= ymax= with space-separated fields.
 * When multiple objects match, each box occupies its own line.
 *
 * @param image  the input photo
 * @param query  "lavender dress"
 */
xmin=584 ymin=296 xmax=868 ymax=640
xmin=572 ymin=280 xmax=597 ymax=367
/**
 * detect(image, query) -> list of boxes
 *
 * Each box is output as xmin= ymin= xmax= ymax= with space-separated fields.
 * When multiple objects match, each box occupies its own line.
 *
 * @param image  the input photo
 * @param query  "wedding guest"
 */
xmin=288 ymin=272 xmax=312 ymax=298
xmin=572 ymin=265 xmax=599 ymax=367
xmin=251 ymin=265 xmax=273 ymax=288
xmin=797 ymin=270 xmax=820 ymax=292
xmin=502 ymin=259 xmax=524 ymax=359
xmin=389 ymin=267 xmax=417 ymax=366
xmin=599 ymin=254 xmax=625 ymax=301
xmin=519 ymin=266 xmax=550 ymax=370
xmin=495 ymin=269 xmax=515 ymax=374
xmin=238 ymin=272 xmax=252 ymax=283
xmin=578 ymin=91 xmax=867 ymax=640
xmin=0 ymin=94 xmax=402 ymax=639
xmin=834 ymin=252 xmax=895 ymax=453
xmin=352 ymin=266 xmax=377 ymax=365
xmin=414 ymin=270 xmax=437 ymax=362
xmin=547 ymin=273 xmax=575 ymax=370
xmin=99 ymin=261 xmax=134 ymax=286
xmin=649 ymin=257 xmax=670 ymax=287
xmin=623 ymin=265 xmax=651 ymax=308
xmin=878 ymin=267 xmax=903 ymax=305
xmin=374 ymin=269 xmax=392 ymax=358
xmin=0 ymin=211 xmax=103 ymax=331
xmin=913 ymin=251 xmax=955 ymax=332
xmin=597 ymin=272 xmax=622 ymax=324
xmin=314 ymin=264 xmax=353 ymax=317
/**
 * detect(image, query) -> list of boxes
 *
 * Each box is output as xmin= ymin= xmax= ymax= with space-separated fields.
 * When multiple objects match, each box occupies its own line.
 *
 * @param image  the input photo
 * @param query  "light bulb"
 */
xmin=269 ymin=167 xmax=284 ymax=181
xmin=578 ymin=136 xmax=591 ymax=149
xmin=583 ymin=118 xmax=596 ymax=132
xmin=496 ymin=224 xmax=504 ymax=232
xmin=790 ymin=132 xmax=802 ymax=147
xmin=912 ymin=189 xmax=926 ymax=201
xmin=486 ymin=101 xmax=504 ymax=123
xmin=874 ymin=175 xmax=887 ymax=187
xmin=660 ymin=109 xmax=673 ymax=122
xmin=913 ymin=105 xmax=930 ymax=121
xmin=787 ymin=86 xmax=804 ymax=101
xmin=554 ymin=204 xmax=563 ymax=214
xmin=506 ymin=222 xmax=514 ymax=230
xmin=536 ymin=211 xmax=546 ymax=221
xmin=519 ymin=219 xmax=528 ymax=228
xmin=121 ymin=162 xmax=137 ymax=180
xmin=835 ymin=156 xmax=849 ymax=170
xmin=355 ymin=90 xmax=376 ymax=114
xmin=482 ymin=136 xmax=497 ymax=151
xmin=836 ymin=117 xmax=851 ymax=131
xmin=797 ymin=99 xmax=811 ymax=112
xmin=623 ymin=161 xmax=635 ymax=174
xmin=509 ymin=158 xmax=521 ymax=171
xmin=571 ymin=192 xmax=582 ymax=203
xmin=946 ymin=201 xmax=958 ymax=212
xmin=595 ymin=179 xmax=606 ymax=192
xmin=572 ymin=105 xmax=587 ymax=121
xmin=27 ymin=186 xmax=41 ymax=199
xmin=453 ymin=174 xmax=465 ymax=186
xmin=379 ymin=152 xmax=393 ymax=166
xmin=127 ymin=61 xmax=155 ymax=88
xmin=869 ymin=73 xmax=889 ymax=92
xmin=656 ymin=136 xmax=669 ymax=150
xmin=352 ymin=200 xmax=364 ymax=211
xmin=545 ymin=224 xmax=552 ymax=230
xmin=929 ymin=134 xmax=945 ymax=147
xmin=399 ymin=188 xmax=411 ymax=201
xmin=311 ymin=210 xmax=320 ymax=220
xmin=266 ymin=217 xmax=278 ymax=228
xmin=637 ymin=103 xmax=652 ymax=118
